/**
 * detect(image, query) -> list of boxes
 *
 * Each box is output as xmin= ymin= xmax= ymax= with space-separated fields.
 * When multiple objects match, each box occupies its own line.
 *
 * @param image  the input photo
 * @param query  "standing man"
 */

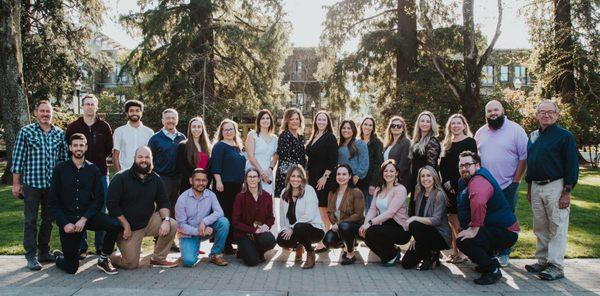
xmin=474 ymin=100 xmax=528 ymax=266
xmin=11 ymin=100 xmax=69 ymax=270
xmin=112 ymin=100 xmax=155 ymax=172
xmin=148 ymin=109 xmax=186 ymax=246
xmin=107 ymin=146 xmax=178 ymax=269
xmin=456 ymin=151 xmax=520 ymax=285
xmin=48 ymin=133 xmax=121 ymax=275
xmin=525 ymin=100 xmax=579 ymax=281
xmin=66 ymin=94 xmax=113 ymax=257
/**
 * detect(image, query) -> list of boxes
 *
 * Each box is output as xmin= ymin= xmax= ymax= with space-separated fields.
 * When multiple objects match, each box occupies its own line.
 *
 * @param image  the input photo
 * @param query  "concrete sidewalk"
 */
xmin=0 ymin=246 xmax=599 ymax=296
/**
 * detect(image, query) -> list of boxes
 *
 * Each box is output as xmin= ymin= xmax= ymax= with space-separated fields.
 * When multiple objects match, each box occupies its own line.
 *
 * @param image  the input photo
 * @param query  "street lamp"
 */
xmin=513 ymin=77 xmax=522 ymax=90
xmin=75 ymin=79 xmax=82 ymax=114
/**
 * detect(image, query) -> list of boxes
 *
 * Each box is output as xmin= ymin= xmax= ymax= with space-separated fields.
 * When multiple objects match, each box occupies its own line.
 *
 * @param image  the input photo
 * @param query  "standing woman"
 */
xmin=276 ymin=165 xmax=324 ymax=269
xmin=409 ymin=111 xmax=441 ymax=209
xmin=305 ymin=111 xmax=338 ymax=251
xmin=275 ymin=108 xmax=306 ymax=198
xmin=401 ymin=166 xmax=451 ymax=270
xmin=439 ymin=114 xmax=476 ymax=263
xmin=358 ymin=116 xmax=383 ymax=213
xmin=338 ymin=120 xmax=369 ymax=186
xmin=232 ymin=168 xmax=276 ymax=266
xmin=323 ymin=164 xmax=364 ymax=265
xmin=210 ymin=119 xmax=246 ymax=254
xmin=176 ymin=117 xmax=212 ymax=193
xmin=383 ymin=116 xmax=411 ymax=190
xmin=245 ymin=109 xmax=278 ymax=196
xmin=359 ymin=160 xmax=410 ymax=266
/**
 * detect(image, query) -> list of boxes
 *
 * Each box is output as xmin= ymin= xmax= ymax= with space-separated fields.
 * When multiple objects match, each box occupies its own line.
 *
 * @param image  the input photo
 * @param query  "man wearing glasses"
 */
xmin=524 ymin=100 xmax=579 ymax=281
xmin=455 ymin=151 xmax=520 ymax=285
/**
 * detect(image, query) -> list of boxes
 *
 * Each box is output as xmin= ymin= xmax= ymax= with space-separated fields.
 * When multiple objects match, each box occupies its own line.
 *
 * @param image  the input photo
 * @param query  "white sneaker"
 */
xmin=497 ymin=255 xmax=510 ymax=267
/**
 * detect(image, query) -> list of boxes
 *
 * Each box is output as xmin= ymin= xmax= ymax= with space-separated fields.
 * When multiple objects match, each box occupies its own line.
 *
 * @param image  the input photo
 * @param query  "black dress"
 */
xmin=275 ymin=130 xmax=306 ymax=197
xmin=439 ymin=137 xmax=477 ymax=213
xmin=409 ymin=137 xmax=441 ymax=212
xmin=306 ymin=132 xmax=338 ymax=207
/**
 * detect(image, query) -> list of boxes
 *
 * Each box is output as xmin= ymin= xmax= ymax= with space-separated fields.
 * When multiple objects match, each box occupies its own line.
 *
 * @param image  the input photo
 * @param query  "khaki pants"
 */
xmin=111 ymin=212 xmax=177 ymax=269
xmin=531 ymin=178 xmax=569 ymax=269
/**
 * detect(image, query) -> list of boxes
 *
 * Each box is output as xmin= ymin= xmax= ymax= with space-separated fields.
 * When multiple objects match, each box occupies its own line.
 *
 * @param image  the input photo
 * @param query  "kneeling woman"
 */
xmin=359 ymin=159 xmax=410 ymax=266
xmin=277 ymin=165 xmax=324 ymax=269
xmin=401 ymin=165 xmax=451 ymax=270
xmin=232 ymin=168 xmax=277 ymax=266
xmin=323 ymin=164 xmax=365 ymax=265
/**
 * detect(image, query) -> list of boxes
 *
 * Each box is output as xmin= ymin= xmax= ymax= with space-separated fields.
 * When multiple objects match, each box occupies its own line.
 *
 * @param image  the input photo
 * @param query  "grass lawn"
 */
xmin=0 ymin=165 xmax=598 ymax=257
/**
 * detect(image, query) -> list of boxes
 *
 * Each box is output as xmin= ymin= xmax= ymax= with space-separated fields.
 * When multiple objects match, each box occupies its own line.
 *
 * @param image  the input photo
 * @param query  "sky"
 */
xmin=101 ymin=0 xmax=531 ymax=50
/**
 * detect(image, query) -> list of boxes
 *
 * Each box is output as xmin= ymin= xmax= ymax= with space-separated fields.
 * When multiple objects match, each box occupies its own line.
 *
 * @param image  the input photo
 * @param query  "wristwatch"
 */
xmin=368 ymin=220 xmax=373 ymax=226
xmin=162 ymin=216 xmax=171 ymax=221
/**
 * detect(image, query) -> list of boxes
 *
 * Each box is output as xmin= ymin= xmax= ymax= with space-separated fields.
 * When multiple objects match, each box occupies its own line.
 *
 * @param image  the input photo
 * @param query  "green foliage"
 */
xmin=121 ymin=0 xmax=291 ymax=127
xmin=21 ymin=0 xmax=111 ymax=107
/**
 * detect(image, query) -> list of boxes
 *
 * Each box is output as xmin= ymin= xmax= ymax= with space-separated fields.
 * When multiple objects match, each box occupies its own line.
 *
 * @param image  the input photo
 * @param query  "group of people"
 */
xmin=10 ymin=95 xmax=578 ymax=285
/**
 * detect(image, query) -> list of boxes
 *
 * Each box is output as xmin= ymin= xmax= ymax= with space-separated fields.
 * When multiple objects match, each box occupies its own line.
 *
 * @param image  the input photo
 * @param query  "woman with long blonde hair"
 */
xmin=409 ymin=111 xmax=441 ymax=208
xmin=438 ymin=113 xmax=476 ymax=263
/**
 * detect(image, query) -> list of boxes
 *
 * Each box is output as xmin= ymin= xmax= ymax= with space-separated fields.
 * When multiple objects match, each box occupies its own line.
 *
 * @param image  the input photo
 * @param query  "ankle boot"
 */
xmin=295 ymin=245 xmax=304 ymax=262
xmin=302 ymin=250 xmax=316 ymax=269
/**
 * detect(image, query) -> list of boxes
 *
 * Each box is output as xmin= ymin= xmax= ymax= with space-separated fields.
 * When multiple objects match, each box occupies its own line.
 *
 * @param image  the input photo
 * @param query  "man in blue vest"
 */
xmin=456 ymin=151 xmax=520 ymax=285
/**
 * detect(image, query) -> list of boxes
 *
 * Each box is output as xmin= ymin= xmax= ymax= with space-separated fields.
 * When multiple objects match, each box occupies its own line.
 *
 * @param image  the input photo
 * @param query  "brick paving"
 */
xmin=0 ymin=247 xmax=599 ymax=296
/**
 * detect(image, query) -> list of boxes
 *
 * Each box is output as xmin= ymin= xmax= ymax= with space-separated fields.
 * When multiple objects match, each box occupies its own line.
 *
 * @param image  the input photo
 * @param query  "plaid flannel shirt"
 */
xmin=11 ymin=122 xmax=69 ymax=189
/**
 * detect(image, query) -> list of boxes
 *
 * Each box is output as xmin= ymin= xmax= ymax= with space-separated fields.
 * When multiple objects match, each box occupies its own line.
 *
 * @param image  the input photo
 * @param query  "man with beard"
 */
xmin=48 ymin=133 xmax=121 ymax=275
xmin=112 ymin=100 xmax=155 ymax=172
xmin=11 ymin=100 xmax=69 ymax=270
xmin=524 ymin=100 xmax=578 ymax=281
xmin=107 ymin=146 xmax=178 ymax=269
xmin=66 ymin=94 xmax=114 ymax=258
xmin=455 ymin=151 xmax=520 ymax=285
xmin=474 ymin=100 xmax=527 ymax=266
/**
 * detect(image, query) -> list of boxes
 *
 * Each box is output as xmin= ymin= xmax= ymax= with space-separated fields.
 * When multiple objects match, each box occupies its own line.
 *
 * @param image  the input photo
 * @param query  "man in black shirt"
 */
xmin=108 ymin=146 xmax=178 ymax=269
xmin=48 ymin=133 xmax=120 ymax=275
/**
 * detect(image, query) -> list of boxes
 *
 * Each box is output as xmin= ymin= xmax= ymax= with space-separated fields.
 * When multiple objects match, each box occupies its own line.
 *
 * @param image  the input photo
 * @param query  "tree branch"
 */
xmin=477 ymin=0 xmax=502 ymax=70
xmin=344 ymin=9 xmax=396 ymax=33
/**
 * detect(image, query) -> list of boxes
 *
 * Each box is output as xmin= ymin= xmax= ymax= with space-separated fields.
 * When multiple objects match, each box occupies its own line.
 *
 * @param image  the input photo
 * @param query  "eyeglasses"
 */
xmin=390 ymin=124 xmax=404 ymax=129
xmin=537 ymin=110 xmax=557 ymax=116
xmin=458 ymin=163 xmax=476 ymax=169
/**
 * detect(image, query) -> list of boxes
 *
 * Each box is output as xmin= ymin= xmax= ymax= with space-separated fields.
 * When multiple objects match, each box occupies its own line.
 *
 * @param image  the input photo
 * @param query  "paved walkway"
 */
xmin=1 ymin=246 xmax=599 ymax=296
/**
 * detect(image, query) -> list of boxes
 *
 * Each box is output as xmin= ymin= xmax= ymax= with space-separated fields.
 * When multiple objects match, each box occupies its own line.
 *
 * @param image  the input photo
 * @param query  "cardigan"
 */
xmin=365 ymin=185 xmax=409 ymax=230
xmin=386 ymin=137 xmax=411 ymax=188
xmin=326 ymin=187 xmax=365 ymax=225
xmin=279 ymin=185 xmax=323 ymax=230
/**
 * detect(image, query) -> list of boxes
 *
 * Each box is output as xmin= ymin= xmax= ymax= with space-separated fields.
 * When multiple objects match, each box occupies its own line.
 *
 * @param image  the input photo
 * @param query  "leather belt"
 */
xmin=533 ymin=178 xmax=560 ymax=185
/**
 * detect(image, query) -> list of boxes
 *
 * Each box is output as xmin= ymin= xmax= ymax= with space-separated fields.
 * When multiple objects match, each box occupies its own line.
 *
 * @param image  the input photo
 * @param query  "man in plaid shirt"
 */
xmin=11 ymin=100 xmax=68 ymax=271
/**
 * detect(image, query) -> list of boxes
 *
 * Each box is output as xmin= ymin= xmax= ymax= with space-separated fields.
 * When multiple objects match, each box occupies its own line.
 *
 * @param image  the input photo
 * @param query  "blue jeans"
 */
xmin=179 ymin=217 xmax=230 ymax=267
xmin=499 ymin=182 xmax=519 ymax=256
xmin=80 ymin=175 xmax=109 ymax=253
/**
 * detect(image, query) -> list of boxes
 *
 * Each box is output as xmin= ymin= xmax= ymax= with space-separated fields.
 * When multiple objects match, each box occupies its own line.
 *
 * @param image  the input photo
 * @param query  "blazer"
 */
xmin=386 ymin=137 xmax=411 ymax=188
xmin=365 ymin=184 xmax=409 ymax=230
xmin=326 ymin=187 xmax=365 ymax=225
xmin=279 ymin=185 xmax=324 ymax=230
xmin=411 ymin=189 xmax=452 ymax=246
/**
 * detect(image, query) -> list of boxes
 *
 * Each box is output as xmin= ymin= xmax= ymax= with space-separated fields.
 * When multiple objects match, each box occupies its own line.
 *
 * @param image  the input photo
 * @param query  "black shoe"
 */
xmin=341 ymin=255 xmax=356 ymax=265
xmin=170 ymin=245 xmax=180 ymax=253
xmin=38 ymin=252 xmax=55 ymax=263
xmin=525 ymin=263 xmax=548 ymax=273
xmin=474 ymin=268 xmax=502 ymax=285
xmin=78 ymin=252 xmax=87 ymax=260
xmin=97 ymin=258 xmax=118 ymax=275
xmin=52 ymin=250 xmax=63 ymax=261
xmin=258 ymin=253 xmax=266 ymax=263
xmin=26 ymin=258 xmax=42 ymax=271
xmin=341 ymin=251 xmax=347 ymax=260
xmin=224 ymin=245 xmax=237 ymax=255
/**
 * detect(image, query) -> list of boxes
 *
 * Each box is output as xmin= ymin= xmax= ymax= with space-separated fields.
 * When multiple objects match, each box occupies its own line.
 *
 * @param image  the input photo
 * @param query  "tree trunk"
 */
xmin=0 ymin=0 xmax=31 ymax=184
xmin=553 ymin=0 xmax=576 ymax=104
xmin=395 ymin=0 xmax=418 ymax=99
xmin=191 ymin=0 xmax=215 ymax=121
xmin=461 ymin=0 xmax=481 ymax=122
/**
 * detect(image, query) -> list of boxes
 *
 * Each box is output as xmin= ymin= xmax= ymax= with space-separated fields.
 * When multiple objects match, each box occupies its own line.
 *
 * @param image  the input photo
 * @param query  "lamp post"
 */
xmin=513 ymin=77 xmax=522 ymax=90
xmin=75 ymin=79 xmax=82 ymax=115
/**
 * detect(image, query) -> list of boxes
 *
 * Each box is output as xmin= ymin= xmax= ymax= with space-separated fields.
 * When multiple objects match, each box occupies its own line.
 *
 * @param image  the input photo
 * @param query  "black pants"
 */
xmin=456 ymin=226 xmax=518 ymax=273
xmin=236 ymin=232 xmax=276 ymax=266
xmin=364 ymin=220 xmax=411 ymax=262
xmin=323 ymin=221 xmax=361 ymax=252
xmin=401 ymin=221 xmax=450 ymax=269
xmin=277 ymin=223 xmax=325 ymax=251
xmin=160 ymin=176 xmax=180 ymax=217
xmin=216 ymin=182 xmax=243 ymax=249
xmin=55 ymin=213 xmax=121 ymax=274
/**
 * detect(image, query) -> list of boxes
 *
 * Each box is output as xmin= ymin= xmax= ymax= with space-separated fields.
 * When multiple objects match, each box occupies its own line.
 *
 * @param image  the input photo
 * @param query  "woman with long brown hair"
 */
xmin=245 ymin=109 xmax=278 ymax=196
xmin=383 ymin=116 xmax=411 ymax=190
xmin=358 ymin=116 xmax=384 ymax=214
xmin=275 ymin=108 xmax=306 ymax=198
xmin=176 ymin=116 xmax=212 ymax=193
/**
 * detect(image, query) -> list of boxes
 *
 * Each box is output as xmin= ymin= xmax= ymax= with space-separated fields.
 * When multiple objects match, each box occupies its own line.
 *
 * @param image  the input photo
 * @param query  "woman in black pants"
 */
xmin=359 ymin=160 xmax=410 ymax=266
xmin=323 ymin=164 xmax=365 ymax=265
xmin=232 ymin=168 xmax=276 ymax=266
xmin=401 ymin=165 xmax=451 ymax=270
xmin=210 ymin=119 xmax=247 ymax=254
xmin=276 ymin=165 xmax=324 ymax=269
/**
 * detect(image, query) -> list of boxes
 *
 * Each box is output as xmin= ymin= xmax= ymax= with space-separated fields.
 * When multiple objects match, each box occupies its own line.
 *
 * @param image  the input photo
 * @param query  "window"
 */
xmin=294 ymin=60 xmax=303 ymax=73
xmin=500 ymin=66 xmax=509 ymax=82
xmin=514 ymin=66 xmax=527 ymax=78
xmin=482 ymin=66 xmax=494 ymax=85
xmin=295 ymin=92 xmax=305 ymax=110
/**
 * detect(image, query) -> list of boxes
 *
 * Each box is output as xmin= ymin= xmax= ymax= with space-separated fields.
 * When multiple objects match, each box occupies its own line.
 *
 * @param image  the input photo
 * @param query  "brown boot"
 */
xmin=302 ymin=250 xmax=316 ymax=269
xmin=295 ymin=245 xmax=304 ymax=262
